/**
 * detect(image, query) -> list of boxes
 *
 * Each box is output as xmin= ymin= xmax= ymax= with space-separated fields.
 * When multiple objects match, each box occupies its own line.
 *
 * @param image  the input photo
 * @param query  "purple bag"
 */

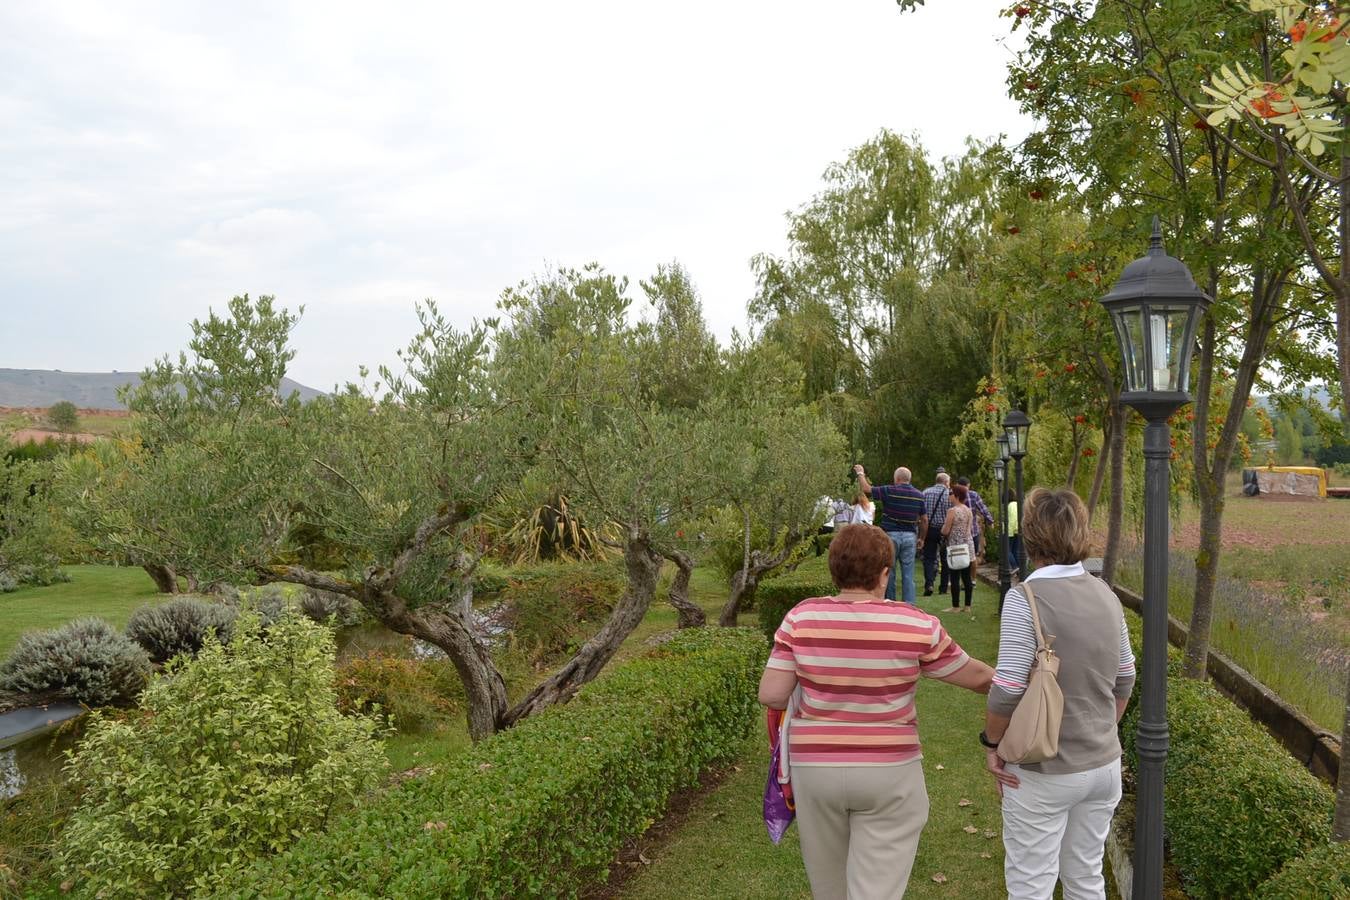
xmin=763 ymin=707 xmax=796 ymax=843
xmin=763 ymin=739 xmax=796 ymax=843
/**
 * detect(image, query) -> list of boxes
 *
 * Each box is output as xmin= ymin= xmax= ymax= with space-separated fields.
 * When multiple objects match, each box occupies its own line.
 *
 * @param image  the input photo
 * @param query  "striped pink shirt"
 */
xmin=767 ymin=597 xmax=971 ymax=766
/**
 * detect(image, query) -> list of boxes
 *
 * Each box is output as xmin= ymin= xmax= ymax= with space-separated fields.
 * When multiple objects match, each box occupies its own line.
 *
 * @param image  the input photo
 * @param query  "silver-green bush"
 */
xmin=0 ymin=617 xmax=150 ymax=707
xmin=124 ymin=596 xmax=238 ymax=664
xmin=56 ymin=612 xmax=388 ymax=897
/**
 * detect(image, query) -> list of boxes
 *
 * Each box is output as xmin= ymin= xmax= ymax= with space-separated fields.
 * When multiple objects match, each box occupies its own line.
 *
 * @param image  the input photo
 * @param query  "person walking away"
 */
xmin=853 ymin=465 xmax=927 ymax=603
xmin=940 ymin=484 xmax=979 ymax=611
xmin=849 ymin=491 xmax=874 ymax=525
xmin=957 ymin=476 xmax=994 ymax=567
xmin=982 ymin=488 xmax=1136 ymax=900
xmin=759 ymin=524 xmax=994 ymax=900
xmin=1006 ymin=491 xmax=1022 ymax=576
xmin=922 ymin=471 xmax=951 ymax=597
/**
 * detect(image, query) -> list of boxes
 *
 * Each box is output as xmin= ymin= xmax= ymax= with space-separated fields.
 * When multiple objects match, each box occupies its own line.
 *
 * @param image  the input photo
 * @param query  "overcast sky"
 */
xmin=2 ymin=1 xmax=1030 ymax=390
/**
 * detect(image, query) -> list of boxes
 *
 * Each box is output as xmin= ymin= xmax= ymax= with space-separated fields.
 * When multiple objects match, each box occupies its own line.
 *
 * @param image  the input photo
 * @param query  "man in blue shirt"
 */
xmin=853 ymin=464 xmax=928 ymax=603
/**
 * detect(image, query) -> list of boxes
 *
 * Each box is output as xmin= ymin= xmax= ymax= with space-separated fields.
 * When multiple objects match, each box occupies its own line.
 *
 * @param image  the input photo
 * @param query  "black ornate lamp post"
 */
xmin=1099 ymin=218 xmax=1212 ymax=900
xmin=993 ymin=455 xmax=1010 ymax=614
xmin=1002 ymin=409 xmax=1031 ymax=582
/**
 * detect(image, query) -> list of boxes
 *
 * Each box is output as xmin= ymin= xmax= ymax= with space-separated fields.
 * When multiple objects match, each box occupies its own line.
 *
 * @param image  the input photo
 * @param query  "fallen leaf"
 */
xmin=935 ymin=764 xmax=946 ymax=771
xmin=984 ymin=829 xmax=998 ymax=839
xmin=423 ymin=821 xmax=447 ymax=831
xmin=980 ymin=852 xmax=993 ymax=859
xmin=958 ymin=798 xmax=972 ymax=807
xmin=477 ymin=762 xmax=493 ymax=771
xmin=963 ymin=825 xmax=979 ymax=834
xmin=638 ymin=852 xmax=652 ymax=866
xmin=931 ymin=873 xmax=948 ymax=884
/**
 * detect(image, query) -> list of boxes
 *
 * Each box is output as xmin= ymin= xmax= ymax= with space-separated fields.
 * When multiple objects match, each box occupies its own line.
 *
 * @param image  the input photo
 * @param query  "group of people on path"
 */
xmin=852 ymin=464 xmax=1019 ymax=612
xmin=759 ymin=486 xmax=1135 ymax=900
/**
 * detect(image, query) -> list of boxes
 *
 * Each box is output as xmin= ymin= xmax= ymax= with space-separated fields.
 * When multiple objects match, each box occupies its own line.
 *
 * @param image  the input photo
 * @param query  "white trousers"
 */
xmin=1001 ymin=757 xmax=1122 ymax=900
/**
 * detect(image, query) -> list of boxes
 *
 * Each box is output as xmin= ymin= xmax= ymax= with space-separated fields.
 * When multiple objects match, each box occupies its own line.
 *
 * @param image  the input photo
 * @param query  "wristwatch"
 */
xmin=978 ymin=730 xmax=999 ymax=750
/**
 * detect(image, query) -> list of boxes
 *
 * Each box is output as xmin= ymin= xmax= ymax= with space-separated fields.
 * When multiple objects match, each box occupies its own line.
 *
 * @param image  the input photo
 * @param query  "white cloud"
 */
xmin=0 ymin=0 xmax=1030 ymax=389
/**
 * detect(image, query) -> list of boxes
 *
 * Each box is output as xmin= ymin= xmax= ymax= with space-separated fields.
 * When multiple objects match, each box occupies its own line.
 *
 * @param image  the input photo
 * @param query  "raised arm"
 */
xmin=853 ymin=464 xmax=873 ymax=496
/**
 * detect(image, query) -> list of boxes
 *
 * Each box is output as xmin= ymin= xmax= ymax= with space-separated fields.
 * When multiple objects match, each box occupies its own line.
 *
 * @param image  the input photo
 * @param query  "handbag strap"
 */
xmin=1021 ymin=581 xmax=1055 ymax=654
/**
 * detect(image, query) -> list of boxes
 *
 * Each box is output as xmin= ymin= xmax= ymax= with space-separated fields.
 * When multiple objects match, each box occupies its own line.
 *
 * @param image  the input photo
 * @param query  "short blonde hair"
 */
xmin=1021 ymin=487 xmax=1091 ymax=566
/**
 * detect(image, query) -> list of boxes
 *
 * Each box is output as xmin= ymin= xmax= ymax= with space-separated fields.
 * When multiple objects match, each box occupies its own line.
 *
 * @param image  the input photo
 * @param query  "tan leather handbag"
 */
xmin=997 ymin=581 xmax=1064 ymax=764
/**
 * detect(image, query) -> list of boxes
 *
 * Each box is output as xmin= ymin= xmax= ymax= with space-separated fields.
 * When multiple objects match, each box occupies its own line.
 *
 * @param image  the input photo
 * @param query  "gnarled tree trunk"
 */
xmin=719 ymin=530 xmax=803 ymax=627
xmin=502 ymin=533 xmax=664 ymax=726
xmin=373 ymin=588 xmax=509 ymax=742
xmin=664 ymin=550 xmax=705 ymax=628
xmin=143 ymin=563 xmax=181 ymax=594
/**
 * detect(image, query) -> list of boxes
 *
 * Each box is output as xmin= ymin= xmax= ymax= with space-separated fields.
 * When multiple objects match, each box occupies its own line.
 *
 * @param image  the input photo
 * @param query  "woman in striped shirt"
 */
xmin=759 ymin=524 xmax=994 ymax=900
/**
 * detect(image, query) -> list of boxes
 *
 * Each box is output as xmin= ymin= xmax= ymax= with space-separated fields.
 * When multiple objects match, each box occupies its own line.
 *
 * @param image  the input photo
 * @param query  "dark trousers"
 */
xmin=950 ymin=563 xmax=973 ymax=607
xmin=922 ymin=524 xmax=948 ymax=592
xmin=1008 ymin=535 xmax=1023 ymax=572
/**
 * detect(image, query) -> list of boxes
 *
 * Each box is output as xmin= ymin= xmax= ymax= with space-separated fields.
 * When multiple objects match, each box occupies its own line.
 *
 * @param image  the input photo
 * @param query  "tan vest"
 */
xmin=1018 ymin=573 xmax=1126 ymax=775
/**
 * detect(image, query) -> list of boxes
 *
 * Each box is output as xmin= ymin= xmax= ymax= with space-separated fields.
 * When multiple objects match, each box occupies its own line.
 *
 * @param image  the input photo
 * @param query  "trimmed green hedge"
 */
xmin=1119 ymin=612 xmax=1334 ymax=899
xmin=221 ymin=627 xmax=767 ymax=898
xmin=1256 ymin=840 xmax=1350 ymax=899
xmin=756 ymin=570 xmax=836 ymax=642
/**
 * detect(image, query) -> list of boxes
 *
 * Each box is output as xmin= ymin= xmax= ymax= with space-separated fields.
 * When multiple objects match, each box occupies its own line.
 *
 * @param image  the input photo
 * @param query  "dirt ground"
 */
xmin=1171 ymin=491 xmax=1350 ymax=549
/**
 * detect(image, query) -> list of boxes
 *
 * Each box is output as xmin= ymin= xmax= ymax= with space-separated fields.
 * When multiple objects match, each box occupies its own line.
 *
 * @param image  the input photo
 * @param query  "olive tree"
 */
xmin=707 ymin=341 xmax=848 ymax=627
xmin=87 ymin=279 xmax=742 ymax=741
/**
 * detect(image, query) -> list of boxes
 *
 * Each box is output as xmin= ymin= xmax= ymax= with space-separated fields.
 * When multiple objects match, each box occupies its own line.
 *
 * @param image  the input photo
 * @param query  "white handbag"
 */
xmin=946 ymin=541 xmax=972 ymax=570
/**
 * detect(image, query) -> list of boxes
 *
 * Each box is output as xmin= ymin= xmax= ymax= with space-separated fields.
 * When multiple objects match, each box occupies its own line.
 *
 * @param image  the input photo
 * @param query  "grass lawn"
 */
xmin=0 ymin=565 xmax=165 ymax=657
xmin=621 ymin=584 xmax=1012 ymax=900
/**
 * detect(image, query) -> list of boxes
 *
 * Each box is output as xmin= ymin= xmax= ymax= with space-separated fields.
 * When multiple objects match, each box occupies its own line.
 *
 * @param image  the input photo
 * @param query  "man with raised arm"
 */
xmin=853 ymin=464 xmax=927 ymax=603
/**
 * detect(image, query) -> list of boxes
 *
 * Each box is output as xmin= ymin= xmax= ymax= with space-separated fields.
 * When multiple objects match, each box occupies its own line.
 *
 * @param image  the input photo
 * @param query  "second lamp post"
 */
xmin=1002 ymin=409 xmax=1031 ymax=582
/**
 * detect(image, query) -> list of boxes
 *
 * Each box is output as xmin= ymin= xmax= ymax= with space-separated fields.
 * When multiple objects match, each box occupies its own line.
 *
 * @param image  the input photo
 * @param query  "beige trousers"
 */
xmin=791 ymin=760 xmax=929 ymax=900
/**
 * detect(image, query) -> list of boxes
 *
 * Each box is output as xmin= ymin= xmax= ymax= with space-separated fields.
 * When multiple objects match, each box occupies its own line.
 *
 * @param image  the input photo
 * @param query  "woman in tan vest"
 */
xmin=980 ymin=488 xmax=1136 ymax=900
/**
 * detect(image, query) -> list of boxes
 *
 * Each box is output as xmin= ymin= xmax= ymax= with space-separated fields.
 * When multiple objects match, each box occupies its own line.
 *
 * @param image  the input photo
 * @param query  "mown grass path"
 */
xmin=622 ymin=584 xmax=1010 ymax=899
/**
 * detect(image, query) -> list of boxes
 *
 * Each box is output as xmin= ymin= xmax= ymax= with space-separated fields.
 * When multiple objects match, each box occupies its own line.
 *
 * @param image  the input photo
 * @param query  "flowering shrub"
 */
xmin=56 ymin=613 xmax=387 ymax=897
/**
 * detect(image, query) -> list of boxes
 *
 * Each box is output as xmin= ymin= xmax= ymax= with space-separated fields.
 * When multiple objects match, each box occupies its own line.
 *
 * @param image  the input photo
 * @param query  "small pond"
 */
xmin=1 ymin=706 xmax=84 ymax=801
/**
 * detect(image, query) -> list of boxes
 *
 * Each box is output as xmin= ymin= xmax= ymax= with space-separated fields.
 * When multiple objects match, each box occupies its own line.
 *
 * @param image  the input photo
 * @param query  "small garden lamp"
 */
xmin=996 ymin=433 xmax=1011 ymax=462
xmin=1099 ymin=217 xmax=1210 ymax=900
xmin=1002 ymin=409 xmax=1031 ymax=459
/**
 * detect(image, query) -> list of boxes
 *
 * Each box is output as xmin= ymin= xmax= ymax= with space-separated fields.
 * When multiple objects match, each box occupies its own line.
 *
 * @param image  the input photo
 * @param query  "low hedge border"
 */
xmin=1119 ymin=611 xmax=1334 ymax=899
xmin=1256 ymin=840 xmax=1350 ymax=899
xmin=756 ymin=571 xmax=836 ymax=642
xmin=221 ymin=627 xmax=768 ymax=898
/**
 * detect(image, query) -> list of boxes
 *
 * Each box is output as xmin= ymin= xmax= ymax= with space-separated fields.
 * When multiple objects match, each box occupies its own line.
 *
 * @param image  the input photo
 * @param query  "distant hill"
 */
xmin=0 ymin=368 xmax=325 ymax=410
